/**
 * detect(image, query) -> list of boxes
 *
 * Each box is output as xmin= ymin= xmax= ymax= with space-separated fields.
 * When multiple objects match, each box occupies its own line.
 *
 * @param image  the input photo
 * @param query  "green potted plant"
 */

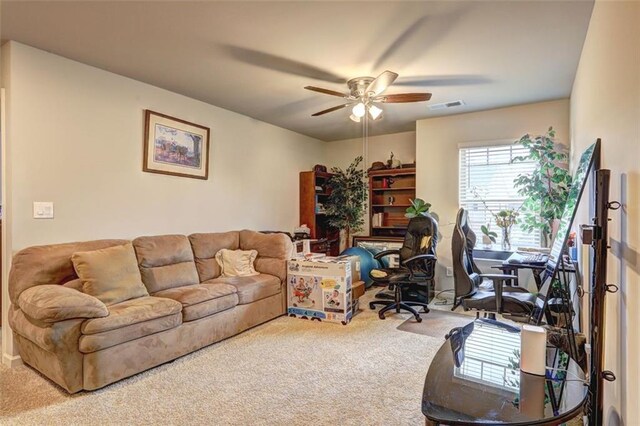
xmin=404 ymin=198 xmax=443 ymax=241
xmin=480 ymin=224 xmax=498 ymax=249
xmin=405 ymin=198 xmax=432 ymax=218
xmin=325 ymin=156 xmax=368 ymax=252
xmin=513 ymin=127 xmax=571 ymax=247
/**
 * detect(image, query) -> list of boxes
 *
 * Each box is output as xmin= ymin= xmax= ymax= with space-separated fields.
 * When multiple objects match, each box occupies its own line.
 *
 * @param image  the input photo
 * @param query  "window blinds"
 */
xmin=459 ymin=144 xmax=541 ymax=249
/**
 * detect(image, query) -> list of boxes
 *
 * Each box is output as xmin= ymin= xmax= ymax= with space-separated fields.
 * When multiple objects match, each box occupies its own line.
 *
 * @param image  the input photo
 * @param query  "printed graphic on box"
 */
xmin=289 ymin=276 xmax=320 ymax=308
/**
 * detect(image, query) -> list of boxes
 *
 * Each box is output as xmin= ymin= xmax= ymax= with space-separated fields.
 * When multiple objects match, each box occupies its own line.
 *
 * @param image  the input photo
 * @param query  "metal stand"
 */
xmin=581 ymin=169 xmax=619 ymax=426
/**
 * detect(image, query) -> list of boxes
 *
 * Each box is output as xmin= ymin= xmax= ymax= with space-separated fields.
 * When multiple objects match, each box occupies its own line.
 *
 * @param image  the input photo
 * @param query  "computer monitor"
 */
xmin=531 ymin=140 xmax=600 ymax=324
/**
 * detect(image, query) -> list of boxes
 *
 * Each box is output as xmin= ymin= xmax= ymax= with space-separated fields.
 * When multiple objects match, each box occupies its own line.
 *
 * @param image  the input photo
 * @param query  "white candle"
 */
xmin=520 ymin=325 xmax=547 ymax=376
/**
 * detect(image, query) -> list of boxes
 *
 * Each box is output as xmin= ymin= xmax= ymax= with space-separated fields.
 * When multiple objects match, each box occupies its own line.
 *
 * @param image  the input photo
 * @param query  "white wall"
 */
xmin=324 ymin=131 xmax=416 ymax=170
xmin=570 ymin=1 xmax=640 ymax=423
xmin=1 ymin=42 xmax=325 ymax=364
xmin=415 ymin=99 xmax=570 ymax=290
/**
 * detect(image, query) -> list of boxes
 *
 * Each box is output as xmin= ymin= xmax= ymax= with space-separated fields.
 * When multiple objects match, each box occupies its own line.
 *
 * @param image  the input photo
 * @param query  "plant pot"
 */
xmin=481 ymin=235 xmax=493 ymax=249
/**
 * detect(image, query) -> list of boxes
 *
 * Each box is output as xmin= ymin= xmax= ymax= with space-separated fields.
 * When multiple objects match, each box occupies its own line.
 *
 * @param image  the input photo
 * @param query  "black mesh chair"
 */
xmin=451 ymin=208 xmax=536 ymax=322
xmin=369 ymin=215 xmax=438 ymax=322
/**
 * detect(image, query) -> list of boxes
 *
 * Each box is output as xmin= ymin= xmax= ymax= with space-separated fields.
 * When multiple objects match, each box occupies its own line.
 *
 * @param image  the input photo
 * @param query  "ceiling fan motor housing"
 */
xmin=347 ymin=77 xmax=375 ymax=98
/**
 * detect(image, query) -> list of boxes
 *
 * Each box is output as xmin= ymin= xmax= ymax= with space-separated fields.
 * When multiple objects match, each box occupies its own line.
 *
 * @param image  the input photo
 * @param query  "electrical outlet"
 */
xmin=446 ymin=267 xmax=453 ymax=277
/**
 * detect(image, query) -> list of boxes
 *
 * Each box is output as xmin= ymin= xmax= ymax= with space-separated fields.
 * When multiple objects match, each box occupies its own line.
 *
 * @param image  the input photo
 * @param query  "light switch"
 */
xmin=33 ymin=202 xmax=54 ymax=219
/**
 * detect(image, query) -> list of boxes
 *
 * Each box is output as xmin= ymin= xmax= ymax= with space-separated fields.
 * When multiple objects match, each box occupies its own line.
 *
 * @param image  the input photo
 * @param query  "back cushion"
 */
xmin=188 ymin=232 xmax=240 ymax=282
xmin=9 ymin=239 xmax=129 ymax=305
xmin=132 ymin=235 xmax=200 ymax=293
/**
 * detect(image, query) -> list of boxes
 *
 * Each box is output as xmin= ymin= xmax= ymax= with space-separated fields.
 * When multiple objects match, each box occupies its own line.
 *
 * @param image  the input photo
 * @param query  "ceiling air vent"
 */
xmin=429 ymin=100 xmax=465 ymax=111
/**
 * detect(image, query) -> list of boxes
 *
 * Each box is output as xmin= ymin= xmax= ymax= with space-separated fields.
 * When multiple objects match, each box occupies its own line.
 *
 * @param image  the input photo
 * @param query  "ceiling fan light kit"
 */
xmin=305 ymin=70 xmax=432 ymax=121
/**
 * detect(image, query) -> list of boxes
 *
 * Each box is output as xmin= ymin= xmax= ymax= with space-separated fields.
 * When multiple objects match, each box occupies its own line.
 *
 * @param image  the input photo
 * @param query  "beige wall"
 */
xmin=415 ymin=99 xmax=570 ymax=290
xmin=324 ymin=131 xmax=416 ymax=170
xmin=1 ymin=42 xmax=325 ymax=364
xmin=570 ymin=1 xmax=640 ymax=423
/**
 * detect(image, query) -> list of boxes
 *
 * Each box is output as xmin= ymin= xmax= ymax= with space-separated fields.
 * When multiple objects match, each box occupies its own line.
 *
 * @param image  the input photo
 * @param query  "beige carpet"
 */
xmin=397 ymin=308 xmax=475 ymax=338
xmin=0 ymin=291 xmax=460 ymax=426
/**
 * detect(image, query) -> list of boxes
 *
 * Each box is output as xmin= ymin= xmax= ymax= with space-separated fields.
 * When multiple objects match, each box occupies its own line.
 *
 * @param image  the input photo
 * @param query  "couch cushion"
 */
xmin=188 ymin=231 xmax=240 ymax=282
xmin=79 ymin=312 xmax=182 ymax=353
xmin=81 ymin=296 xmax=182 ymax=335
xmin=18 ymin=285 xmax=108 ymax=323
xmin=153 ymin=283 xmax=238 ymax=322
xmin=205 ymin=274 xmax=281 ymax=305
xmin=239 ymin=230 xmax=292 ymax=281
xmin=153 ymin=283 xmax=236 ymax=306
xmin=182 ymin=294 xmax=239 ymax=321
xmin=133 ymin=235 xmax=200 ymax=293
xmin=72 ymin=243 xmax=149 ymax=306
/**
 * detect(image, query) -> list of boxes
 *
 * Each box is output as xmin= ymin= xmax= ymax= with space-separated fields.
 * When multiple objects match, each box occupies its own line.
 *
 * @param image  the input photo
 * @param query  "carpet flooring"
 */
xmin=0 ymin=291 xmax=469 ymax=426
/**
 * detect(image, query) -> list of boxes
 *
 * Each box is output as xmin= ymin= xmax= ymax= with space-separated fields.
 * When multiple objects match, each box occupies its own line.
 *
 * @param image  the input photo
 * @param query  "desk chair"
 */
xmin=451 ymin=208 xmax=536 ymax=322
xmin=369 ymin=215 xmax=438 ymax=322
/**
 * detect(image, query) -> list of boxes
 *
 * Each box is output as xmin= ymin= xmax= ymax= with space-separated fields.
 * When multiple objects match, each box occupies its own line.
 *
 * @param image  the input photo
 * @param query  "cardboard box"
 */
xmin=287 ymin=257 xmax=353 ymax=325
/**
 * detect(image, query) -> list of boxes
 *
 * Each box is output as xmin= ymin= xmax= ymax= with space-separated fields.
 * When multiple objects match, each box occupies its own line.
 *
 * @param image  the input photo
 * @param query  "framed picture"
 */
xmin=143 ymin=110 xmax=210 ymax=180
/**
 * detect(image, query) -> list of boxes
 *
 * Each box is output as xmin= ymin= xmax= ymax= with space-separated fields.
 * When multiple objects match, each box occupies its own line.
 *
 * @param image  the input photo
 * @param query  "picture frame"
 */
xmin=143 ymin=109 xmax=210 ymax=180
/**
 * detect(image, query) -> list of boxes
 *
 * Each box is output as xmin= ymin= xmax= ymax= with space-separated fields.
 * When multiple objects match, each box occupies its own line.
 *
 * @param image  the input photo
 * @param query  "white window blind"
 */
xmin=459 ymin=143 xmax=541 ymax=249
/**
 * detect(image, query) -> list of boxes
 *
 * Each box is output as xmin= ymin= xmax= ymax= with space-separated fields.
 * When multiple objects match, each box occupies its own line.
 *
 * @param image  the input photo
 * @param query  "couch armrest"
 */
xmin=18 ymin=285 xmax=109 ymax=323
xmin=240 ymin=231 xmax=293 ymax=281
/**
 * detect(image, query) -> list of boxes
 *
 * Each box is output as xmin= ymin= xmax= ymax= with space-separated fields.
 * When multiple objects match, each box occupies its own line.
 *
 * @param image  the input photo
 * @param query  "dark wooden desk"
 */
xmin=422 ymin=319 xmax=587 ymax=426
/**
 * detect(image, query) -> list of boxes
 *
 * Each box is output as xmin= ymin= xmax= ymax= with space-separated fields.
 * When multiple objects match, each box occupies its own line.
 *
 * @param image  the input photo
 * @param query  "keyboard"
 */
xmin=506 ymin=252 xmax=548 ymax=265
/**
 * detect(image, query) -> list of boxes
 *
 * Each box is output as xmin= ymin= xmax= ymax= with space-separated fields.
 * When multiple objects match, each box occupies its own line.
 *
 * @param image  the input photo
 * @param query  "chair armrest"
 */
xmin=18 ymin=285 xmax=109 ymax=323
xmin=404 ymin=254 xmax=437 ymax=276
xmin=404 ymin=253 xmax=437 ymax=265
xmin=373 ymin=249 xmax=401 ymax=260
xmin=479 ymin=273 xmax=518 ymax=281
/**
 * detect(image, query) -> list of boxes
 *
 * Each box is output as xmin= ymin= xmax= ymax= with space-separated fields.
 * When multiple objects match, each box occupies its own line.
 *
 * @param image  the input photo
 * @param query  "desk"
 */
xmin=495 ymin=261 xmax=576 ymax=291
xmin=422 ymin=319 xmax=587 ymax=425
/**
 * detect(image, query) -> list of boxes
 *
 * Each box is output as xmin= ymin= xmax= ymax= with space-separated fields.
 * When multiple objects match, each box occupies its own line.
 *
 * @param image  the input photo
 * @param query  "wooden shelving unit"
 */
xmin=299 ymin=171 xmax=339 ymax=255
xmin=368 ymin=167 xmax=416 ymax=237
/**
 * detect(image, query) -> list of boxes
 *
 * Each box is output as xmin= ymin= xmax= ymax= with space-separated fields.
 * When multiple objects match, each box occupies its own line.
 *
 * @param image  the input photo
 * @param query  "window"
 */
xmin=459 ymin=143 xmax=541 ymax=248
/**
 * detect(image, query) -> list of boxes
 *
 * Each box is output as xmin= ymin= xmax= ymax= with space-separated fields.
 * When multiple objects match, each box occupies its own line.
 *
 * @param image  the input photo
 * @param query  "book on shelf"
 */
xmin=372 ymin=212 xmax=384 ymax=227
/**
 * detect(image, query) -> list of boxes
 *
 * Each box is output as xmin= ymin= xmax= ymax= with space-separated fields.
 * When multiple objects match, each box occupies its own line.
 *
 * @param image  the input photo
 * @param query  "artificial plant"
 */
xmin=512 ymin=127 xmax=571 ymax=247
xmin=325 ymin=156 xmax=368 ymax=250
xmin=405 ymin=198 xmax=432 ymax=218
xmin=480 ymin=225 xmax=498 ymax=244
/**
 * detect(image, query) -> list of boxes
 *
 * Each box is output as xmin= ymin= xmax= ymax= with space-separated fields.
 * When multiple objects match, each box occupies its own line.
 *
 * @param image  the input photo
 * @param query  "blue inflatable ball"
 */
xmin=341 ymin=247 xmax=380 ymax=288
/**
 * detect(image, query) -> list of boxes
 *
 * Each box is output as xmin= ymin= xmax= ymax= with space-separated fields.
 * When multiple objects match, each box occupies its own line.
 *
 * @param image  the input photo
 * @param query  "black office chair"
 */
xmin=451 ymin=208 xmax=537 ymax=322
xmin=369 ymin=215 xmax=438 ymax=322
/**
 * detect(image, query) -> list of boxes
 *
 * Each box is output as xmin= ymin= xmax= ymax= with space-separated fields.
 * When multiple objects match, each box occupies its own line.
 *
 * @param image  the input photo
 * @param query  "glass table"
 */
xmin=422 ymin=319 xmax=587 ymax=425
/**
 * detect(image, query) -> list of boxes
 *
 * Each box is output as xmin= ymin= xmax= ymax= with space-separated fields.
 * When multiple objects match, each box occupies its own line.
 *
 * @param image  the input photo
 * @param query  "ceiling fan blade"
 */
xmin=364 ymin=70 xmax=399 ymax=97
xmin=220 ymin=45 xmax=345 ymax=84
xmin=311 ymin=104 xmax=348 ymax=116
xmin=304 ymin=86 xmax=349 ymax=98
xmin=376 ymin=93 xmax=432 ymax=103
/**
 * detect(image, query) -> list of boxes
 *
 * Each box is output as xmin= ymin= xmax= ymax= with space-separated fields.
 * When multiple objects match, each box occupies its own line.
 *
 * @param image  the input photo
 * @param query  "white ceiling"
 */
xmin=1 ymin=1 xmax=594 ymax=141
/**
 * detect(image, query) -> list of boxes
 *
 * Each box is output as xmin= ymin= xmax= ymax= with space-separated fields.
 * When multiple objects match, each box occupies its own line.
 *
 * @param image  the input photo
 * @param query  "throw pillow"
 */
xmin=72 ymin=243 xmax=149 ymax=305
xmin=215 ymin=249 xmax=259 ymax=277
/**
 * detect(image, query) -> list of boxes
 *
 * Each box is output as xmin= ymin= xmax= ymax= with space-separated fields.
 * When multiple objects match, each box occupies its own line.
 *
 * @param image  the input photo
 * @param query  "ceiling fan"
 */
xmin=304 ymin=70 xmax=432 ymax=122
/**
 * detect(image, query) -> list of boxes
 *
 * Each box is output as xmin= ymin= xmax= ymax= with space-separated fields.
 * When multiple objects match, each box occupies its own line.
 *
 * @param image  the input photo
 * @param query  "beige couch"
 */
xmin=8 ymin=230 xmax=292 ymax=393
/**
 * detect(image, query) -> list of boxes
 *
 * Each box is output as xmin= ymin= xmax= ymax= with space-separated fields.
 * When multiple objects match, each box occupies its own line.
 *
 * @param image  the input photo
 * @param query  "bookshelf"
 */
xmin=299 ymin=171 xmax=339 ymax=255
xmin=368 ymin=167 xmax=416 ymax=237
